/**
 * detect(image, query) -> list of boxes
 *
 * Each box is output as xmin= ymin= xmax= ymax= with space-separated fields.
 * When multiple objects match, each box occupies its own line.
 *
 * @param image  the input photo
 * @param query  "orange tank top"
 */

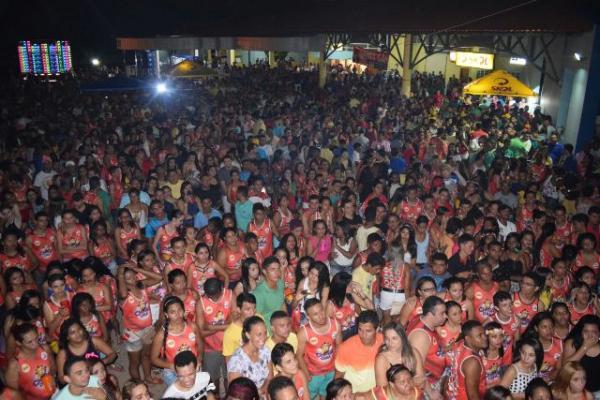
xmin=513 ymin=292 xmax=541 ymax=333
xmin=91 ymin=239 xmax=114 ymax=265
xmin=166 ymin=253 xmax=195 ymax=275
xmin=16 ymin=346 xmax=55 ymax=399
xmin=540 ymin=337 xmax=563 ymax=381
xmin=224 ymin=245 xmax=245 ymax=281
xmin=330 ymin=299 xmax=357 ymax=334
xmin=187 ymin=260 xmax=217 ymax=295
xmin=0 ymin=252 xmax=33 ymax=273
xmin=163 ymin=323 xmax=198 ymax=363
xmin=118 ymin=226 xmax=140 ymax=255
xmin=447 ymin=343 xmax=485 ymax=400
xmin=121 ymin=290 xmax=153 ymax=331
xmin=199 ymin=289 xmax=233 ymax=351
xmin=61 ymin=225 xmax=88 ymax=261
xmin=302 ymin=319 xmax=339 ymax=375
xmin=82 ymin=314 xmax=103 ymax=338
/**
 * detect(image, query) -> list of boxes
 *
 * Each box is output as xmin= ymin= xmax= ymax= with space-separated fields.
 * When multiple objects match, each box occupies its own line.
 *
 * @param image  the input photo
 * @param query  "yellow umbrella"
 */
xmin=169 ymin=60 xmax=218 ymax=79
xmin=463 ymin=70 xmax=535 ymax=97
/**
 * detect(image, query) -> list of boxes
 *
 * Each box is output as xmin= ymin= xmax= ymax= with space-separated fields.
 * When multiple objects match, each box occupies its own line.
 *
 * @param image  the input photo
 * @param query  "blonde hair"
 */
xmin=551 ymin=361 xmax=586 ymax=397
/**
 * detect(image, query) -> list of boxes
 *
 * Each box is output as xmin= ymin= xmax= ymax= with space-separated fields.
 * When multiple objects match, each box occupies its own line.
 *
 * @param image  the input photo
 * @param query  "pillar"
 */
xmin=401 ymin=34 xmax=412 ymax=97
xmin=207 ymin=49 xmax=212 ymax=64
xmin=318 ymin=51 xmax=327 ymax=88
xmin=268 ymin=51 xmax=276 ymax=68
xmin=228 ymin=49 xmax=235 ymax=66
xmin=575 ymin=25 xmax=600 ymax=151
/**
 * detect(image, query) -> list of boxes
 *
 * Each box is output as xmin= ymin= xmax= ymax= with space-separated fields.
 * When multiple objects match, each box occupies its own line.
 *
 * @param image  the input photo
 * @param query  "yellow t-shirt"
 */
xmin=222 ymin=322 xmax=244 ymax=357
xmin=165 ymin=180 xmax=183 ymax=199
xmin=265 ymin=332 xmax=298 ymax=353
xmin=352 ymin=265 xmax=375 ymax=301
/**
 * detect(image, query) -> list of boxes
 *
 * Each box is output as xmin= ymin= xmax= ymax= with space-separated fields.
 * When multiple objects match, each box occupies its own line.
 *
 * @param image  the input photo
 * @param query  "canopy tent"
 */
xmin=169 ymin=60 xmax=218 ymax=79
xmin=463 ymin=70 xmax=535 ymax=97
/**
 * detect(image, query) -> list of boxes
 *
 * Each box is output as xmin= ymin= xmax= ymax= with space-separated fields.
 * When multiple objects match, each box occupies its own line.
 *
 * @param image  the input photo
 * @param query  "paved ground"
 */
xmin=108 ymin=334 xmax=167 ymax=398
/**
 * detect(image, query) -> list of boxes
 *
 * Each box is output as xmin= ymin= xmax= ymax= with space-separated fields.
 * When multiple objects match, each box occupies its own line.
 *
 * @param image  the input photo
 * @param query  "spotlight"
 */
xmin=574 ymin=53 xmax=582 ymax=61
xmin=156 ymin=83 xmax=168 ymax=93
xmin=91 ymin=58 xmax=100 ymax=66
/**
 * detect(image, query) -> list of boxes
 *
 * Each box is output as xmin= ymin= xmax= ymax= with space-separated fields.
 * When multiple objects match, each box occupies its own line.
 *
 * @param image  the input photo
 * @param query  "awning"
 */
xmin=463 ymin=70 xmax=535 ymax=97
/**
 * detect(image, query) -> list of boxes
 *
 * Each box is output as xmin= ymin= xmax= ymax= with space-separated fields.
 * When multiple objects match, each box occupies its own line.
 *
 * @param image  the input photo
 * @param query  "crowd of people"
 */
xmin=0 ymin=62 xmax=599 ymax=400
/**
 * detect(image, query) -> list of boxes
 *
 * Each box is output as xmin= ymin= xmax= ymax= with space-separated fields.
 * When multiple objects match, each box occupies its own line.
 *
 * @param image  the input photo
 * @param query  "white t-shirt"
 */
xmin=497 ymin=219 xmax=517 ymax=243
xmin=162 ymin=371 xmax=214 ymax=399
xmin=33 ymin=170 xmax=57 ymax=200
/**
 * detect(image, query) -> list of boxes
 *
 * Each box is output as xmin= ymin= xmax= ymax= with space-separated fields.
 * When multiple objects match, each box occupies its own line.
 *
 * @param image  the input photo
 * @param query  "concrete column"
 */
xmin=268 ymin=51 xmax=276 ymax=68
xmin=401 ymin=34 xmax=412 ymax=97
xmin=228 ymin=49 xmax=235 ymax=66
xmin=206 ymin=49 xmax=212 ymax=64
xmin=318 ymin=51 xmax=327 ymax=88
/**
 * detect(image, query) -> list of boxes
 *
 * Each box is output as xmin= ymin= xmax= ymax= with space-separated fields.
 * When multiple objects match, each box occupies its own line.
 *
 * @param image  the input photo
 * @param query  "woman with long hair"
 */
xmin=56 ymin=209 xmax=89 ymax=262
xmin=234 ymin=257 xmax=262 ymax=297
xmin=216 ymin=227 xmax=247 ymax=285
xmin=397 ymin=276 xmax=438 ymax=327
xmin=567 ymin=282 xmax=598 ymax=326
xmin=91 ymin=358 xmax=121 ymax=400
xmin=483 ymin=321 xmax=511 ymax=388
xmin=361 ymin=364 xmax=422 ymax=400
xmin=227 ymin=316 xmax=273 ymax=397
xmin=75 ymin=262 xmax=113 ymax=331
xmin=188 ymin=242 xmax=229 ymax=296
xmin=306 ymin=219 xmax=333 ymax=264
xmin=375 ymin=322 xmax=424 ymax=388
xmin=55 ymin=318 xmax=116 ymax=384
xmin=326 ymin=271 xmax=374 ymax=341
xmin=440 ymin=276 xmax=474 ymax=322
xmin=562 ymin=315 xmax=600 ymax=396
xmin=523 ymin=311 xmax=563 ymax=382
xmin=330 ymin=221 xmax=357 ymax=276
xmin=551 ymin=361 xmax=592 ymax=400
xmin=3 ymin=289 xmax=47 ymax=359
xmin=152 ymin=210 xmax=184 ymax=261
xmin=114 ymin=208 xmax=141 ymax=261
xmin=71 ymin=292 xmax=108 ymax=341
xmin=88 ymin=220 xmax=117 ymax=274
xmin=150 ymin=296 xmax=202 ymax=386
xmin=500 ymin=338 xmax=544 ymax=398
xmin=3 ymin=267 xmax=36 ymax=310
xmin=0 ymin=232 xmax=36 ymax=284
xmin=436 ymin=300 xmax=463 ymax=352
xmin=42 ymin=273 xmax=75 ymax=348
xmin=291 ymin=261 xmax=330 ymax=329
xmin=166 ymin=269 xmax=199 ymax=323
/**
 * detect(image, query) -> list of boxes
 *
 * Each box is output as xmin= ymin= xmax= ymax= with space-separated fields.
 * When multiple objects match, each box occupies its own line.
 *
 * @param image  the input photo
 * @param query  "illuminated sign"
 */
xmin=510 ymin=57 xmax=527 ymax=65
xmin=18 ymin=40 xmax=72 ymax=75
xmin=451 ymin=51 xmax=494 ymax=70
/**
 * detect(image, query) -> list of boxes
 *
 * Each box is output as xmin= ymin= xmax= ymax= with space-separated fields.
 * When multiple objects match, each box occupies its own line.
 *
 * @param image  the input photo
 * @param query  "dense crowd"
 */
xmin=0 ymin=63 xmax=599 ymax=400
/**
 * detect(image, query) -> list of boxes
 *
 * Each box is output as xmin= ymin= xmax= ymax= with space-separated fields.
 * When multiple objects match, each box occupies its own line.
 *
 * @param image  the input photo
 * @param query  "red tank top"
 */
xmin=437 ymin=325 xmax=461 ymax=353
xmin=574 ymin=252 xmax=600 ymax=276
xmin=163 ymin=323 xmax=198 ymax=363
xmin=443 ymin=292 xmax=469 ymax=322
xmin=568 ymin=302 xmax=595 ymax=325
xmin=187 ymin=260 xmax=217 ymax=295
xmin=302 ymin=319 xmax=339 ymax=375
xmin=44 ymin=292 xmax=74 ymax=340
xmin=277 ymin=209 xmax=293 ymax=236
xmin=82 ymin=314 xmax=103 ymax=338
xmin=447 ymin=343 xmax=486 ymax=400
xmin=199 ymin=289 xmax=233 ymax=351
xmin=539 ymin=337 xmax=563 ymax=381
xmin=406 ymin=298 xmax=424 ymax=325
xmin=27 ymin=228 xmax=59 ymax=269
xmin=330 ymin=299 xmax=357 ymax=334
xmin=91 ymin=239 xmax=114 ymax=265
xmin=406 ymin=318 xmax=446 ymax=381
xmin=517 ymin=206 xmax=535 ymax=232
xmin=224 ymin=245 xmax=245 ymax=281
xmin=381 ymin=261 xmax=406 ymax=291
xmin=77 ymin=283 xmax=110 ymax=322
xmin=548 ymin=276 xmax=570 ymax=303
xmin=399 ymin=199 xmax=424 ymax=226
xmin=16 ymin=346 xmax=55 ymax=399
xmin=493 ymin=314 xmax=520 ymax=354
xmin=157 ymin=226 xmax=178 ymax=259
xmin=166 ymin=253 xmax=195 ymax=275
xmin=0 ymin=252 xmax=33 ymax=273
xmin=60 ymin=225 xmax=88 ymax=261
xmin=513 ymin=292 xmax=541 ymax=333
xmin=472 ymin=282 xmax=499 ymax=322
xmin=248 ymin=219 xmax=274 ymax=258
xmin=182 ymin=290 xmax=197 ymax=322
xmin=283 ymin=264 xmax=297 ymax=304
xmin=121 ymin=290 xmax=153 ymax=332
xmin=117 ymin=226 xmax=140 ymax=255
xmin=482 ymin=352 xmax=510 ymax=387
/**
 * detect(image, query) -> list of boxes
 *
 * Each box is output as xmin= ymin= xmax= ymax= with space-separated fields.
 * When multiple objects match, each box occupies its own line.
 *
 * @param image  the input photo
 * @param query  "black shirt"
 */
xmin=448 ymin=252 xmax=475 ymax=276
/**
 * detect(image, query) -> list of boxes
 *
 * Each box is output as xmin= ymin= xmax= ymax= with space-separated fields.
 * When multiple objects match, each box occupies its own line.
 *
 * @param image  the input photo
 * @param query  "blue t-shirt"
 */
xmin=193 ymin=209 xmax=222 ymax=229
xmin=413 ymin=267 xmax=452 ymax=292
xmin=235 ymin=200 xmax=254 ymax=232
xmin=145 ymin=217 xmax=169 ymax=239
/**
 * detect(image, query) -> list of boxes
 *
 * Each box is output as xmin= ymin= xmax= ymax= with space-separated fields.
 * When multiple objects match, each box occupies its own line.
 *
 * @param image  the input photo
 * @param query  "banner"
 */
xmin=352 ymin=46 xmax=389 ymax=70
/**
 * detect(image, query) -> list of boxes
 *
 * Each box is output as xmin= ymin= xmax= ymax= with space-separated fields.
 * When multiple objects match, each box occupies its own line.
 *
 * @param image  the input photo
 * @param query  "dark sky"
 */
xmin=1 ymin=0 xmax=598 ymax=71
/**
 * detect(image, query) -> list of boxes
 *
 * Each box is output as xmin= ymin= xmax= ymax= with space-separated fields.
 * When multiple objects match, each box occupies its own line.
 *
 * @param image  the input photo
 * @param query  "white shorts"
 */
xmin=124 ymin=326 xmax=155 ymax=352
xmin=379 ymin=290 xmax=406 ymax=311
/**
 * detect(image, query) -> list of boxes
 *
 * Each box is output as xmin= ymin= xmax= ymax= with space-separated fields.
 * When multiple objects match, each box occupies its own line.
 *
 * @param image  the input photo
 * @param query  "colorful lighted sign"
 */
xmin=18 ymin=40 xmax=73 ymax=75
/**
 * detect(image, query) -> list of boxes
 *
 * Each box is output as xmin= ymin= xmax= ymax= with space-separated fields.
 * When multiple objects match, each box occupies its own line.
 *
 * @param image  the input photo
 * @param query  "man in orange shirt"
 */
xmin=334 ymin=310 xmax=383 ymax=393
